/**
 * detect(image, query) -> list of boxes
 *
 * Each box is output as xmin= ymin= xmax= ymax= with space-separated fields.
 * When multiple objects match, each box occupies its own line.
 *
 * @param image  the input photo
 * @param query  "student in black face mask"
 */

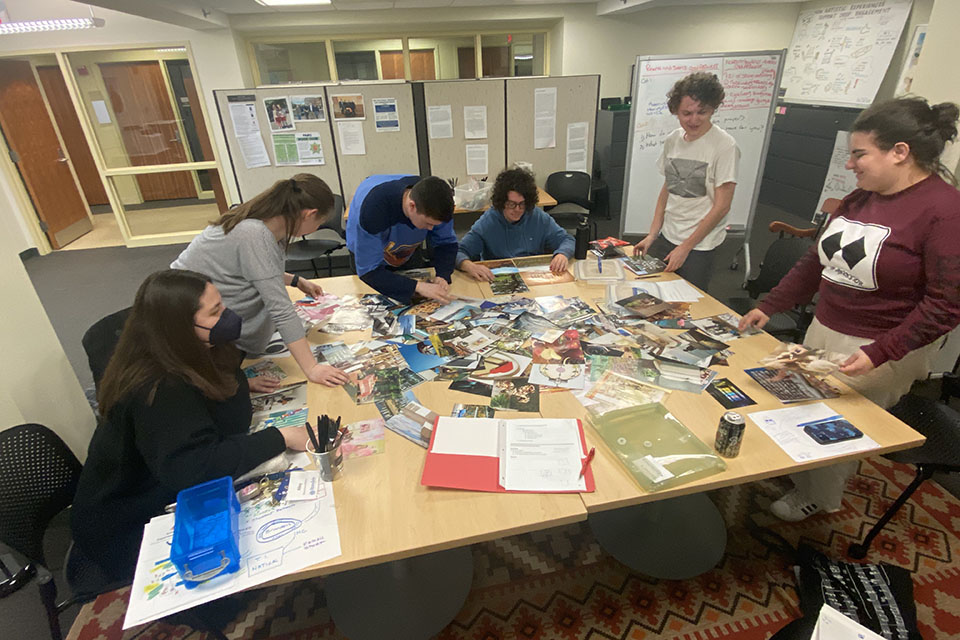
xmin=71 ymin=269 xmax=313 ymax=583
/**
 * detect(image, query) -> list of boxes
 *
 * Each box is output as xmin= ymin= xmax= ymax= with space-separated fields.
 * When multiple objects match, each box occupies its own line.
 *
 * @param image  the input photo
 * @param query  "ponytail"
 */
xmin=215 ymin=174 xmax=335 ymax=244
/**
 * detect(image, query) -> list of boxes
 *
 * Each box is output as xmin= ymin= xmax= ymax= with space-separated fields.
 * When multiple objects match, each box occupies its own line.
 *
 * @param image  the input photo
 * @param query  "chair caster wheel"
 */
xmin=729 ymin=261 xmax=739 ymax=271
xmin=847 ymin=543 xmax=868 ymax=560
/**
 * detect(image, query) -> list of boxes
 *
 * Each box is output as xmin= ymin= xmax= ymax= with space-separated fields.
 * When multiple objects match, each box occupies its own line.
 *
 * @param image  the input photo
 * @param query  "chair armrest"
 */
xmin=769 ymin=221 xmax=819 ymax=238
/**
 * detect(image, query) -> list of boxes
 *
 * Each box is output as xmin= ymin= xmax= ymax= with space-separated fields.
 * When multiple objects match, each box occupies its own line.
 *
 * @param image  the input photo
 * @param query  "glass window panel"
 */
xmin=333 ymin=39 xmax=402 ymax=81
xmin=408 ymin=37 xmax=477 ymax=80
xmin=253 ymin=41 xmax=331 ymax=85
xmin=480 ymin=33 xmax=546 ymax=78
xmin=112 ymin=168 xmax=224 ymax=237
xmin=65 ymin=48 xmax=211 ymax=176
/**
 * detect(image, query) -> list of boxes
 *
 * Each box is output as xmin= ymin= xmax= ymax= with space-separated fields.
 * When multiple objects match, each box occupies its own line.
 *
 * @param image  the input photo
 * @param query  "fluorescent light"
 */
xmin=156 ymin=47 xmax=187 ymax=53
xmin=0 ymin=17 xmax=105 ymax=34
xmin=255 ymin=0 xmax=333 ymax=5
xmin=514 ymin=54 xmax=534 ymax=61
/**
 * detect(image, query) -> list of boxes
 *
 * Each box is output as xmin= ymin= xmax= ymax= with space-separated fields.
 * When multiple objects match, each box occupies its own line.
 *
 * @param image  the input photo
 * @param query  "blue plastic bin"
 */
xmin=170 ymin=476 xmax=241 ymax=588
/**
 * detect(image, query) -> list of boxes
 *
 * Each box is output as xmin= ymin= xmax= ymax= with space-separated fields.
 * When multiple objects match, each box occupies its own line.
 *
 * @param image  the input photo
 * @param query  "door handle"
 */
xmin=57 ymin=157 xmax=69 ymax=163
xmin=56 ymin=148 xmax=68 ymax=163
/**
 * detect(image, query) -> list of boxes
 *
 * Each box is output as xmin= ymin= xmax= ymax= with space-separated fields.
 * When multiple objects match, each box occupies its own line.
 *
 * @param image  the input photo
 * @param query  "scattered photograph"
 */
xmin=490 ymin=378 xmax=540 ymax=412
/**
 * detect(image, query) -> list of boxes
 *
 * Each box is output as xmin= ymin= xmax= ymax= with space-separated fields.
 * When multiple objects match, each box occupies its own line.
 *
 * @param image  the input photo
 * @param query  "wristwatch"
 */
xmin=290 ymin=274 xmax=301 ymax=288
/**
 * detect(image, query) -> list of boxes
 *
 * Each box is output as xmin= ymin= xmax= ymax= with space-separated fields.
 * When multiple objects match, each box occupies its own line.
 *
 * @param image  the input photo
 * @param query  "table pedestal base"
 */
xmin=589 ymin=493 xmax=727 ymax=580
xmin=324 ymin=546 xmax=473 ymax=640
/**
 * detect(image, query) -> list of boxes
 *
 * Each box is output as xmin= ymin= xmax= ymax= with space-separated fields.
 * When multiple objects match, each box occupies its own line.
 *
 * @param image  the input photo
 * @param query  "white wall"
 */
xmin=0 ymin=209 xmax=96 ymax=461
xmin=0 ymin=0 xmax=247 ymax=251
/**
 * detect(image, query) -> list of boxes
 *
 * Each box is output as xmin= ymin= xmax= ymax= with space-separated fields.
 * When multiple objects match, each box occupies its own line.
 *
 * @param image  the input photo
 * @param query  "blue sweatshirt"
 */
xmin=346 ymin=175 xmax=458 ymax=302
xmin=455 ymin=206 xmax=575 ymax=266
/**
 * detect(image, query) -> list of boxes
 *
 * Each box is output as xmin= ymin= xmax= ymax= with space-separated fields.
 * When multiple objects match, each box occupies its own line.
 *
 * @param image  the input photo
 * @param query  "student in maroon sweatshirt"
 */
xmin=739 ymin=97 xmax=960 ymax=522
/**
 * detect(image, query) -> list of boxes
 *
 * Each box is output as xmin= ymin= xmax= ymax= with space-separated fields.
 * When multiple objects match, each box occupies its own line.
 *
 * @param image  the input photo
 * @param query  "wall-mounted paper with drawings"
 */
xmin=781 ymin=0 xmax=912 ymax=107
xmin=814 ymin=131 xmax=858 ymax=222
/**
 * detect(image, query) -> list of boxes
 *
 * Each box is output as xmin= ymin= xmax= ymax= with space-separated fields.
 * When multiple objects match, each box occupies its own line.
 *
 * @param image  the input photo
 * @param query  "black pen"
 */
xmin=317 ymin=416 xmax=329 ymax=451
xmin=305 ymin=420 xmax=322 ymax=454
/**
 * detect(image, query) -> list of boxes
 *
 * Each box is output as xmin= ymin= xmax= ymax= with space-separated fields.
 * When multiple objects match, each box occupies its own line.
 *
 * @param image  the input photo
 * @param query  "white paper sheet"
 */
xmin=295 ymin=132 xmax=325 ymax=165
xmin=566 ymin=121 xmax=589 ymax=172
xmin=500 ymin=419 xmax=586 ymax=492
xmin=92 ymin=99 xmax=112 ymax=125
xmin=812 ymin=604 xmax=885 ymax=639
xmin=431 ymin=417 xmax=499 ymax=457
xmin=631 ymin=280 xmax=703 ymax=303
xmin=372 ymin=97 xmax=400 ymax=132
xmin=428 ymin=105 xmax=453 ymax=139
xmin=747 ymin=403 xmax=879 ymax=463
xmin=237 ymin=133 xmax=271 ymax=169
xmin=338 ymin=120 xmax=366 ymax=155
xmin=463 ymin=105 xmax=487 ymax=139
xmin=534 ymin=87 xmax=557 ymax=149
xmin=123 ymin=479 xmax=341 ymax=628
xmin=465 ymin=143 xmax=488 ymax=176
xmin=228 ymin=101 xmax=260 ymax=136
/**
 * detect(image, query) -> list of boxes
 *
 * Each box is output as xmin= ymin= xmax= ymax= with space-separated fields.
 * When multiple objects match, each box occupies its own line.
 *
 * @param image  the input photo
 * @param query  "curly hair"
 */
xmin=491 ymin=168 xmax=539 ymax=214
xmin=667 ymin=72 xmax=725 ymax=114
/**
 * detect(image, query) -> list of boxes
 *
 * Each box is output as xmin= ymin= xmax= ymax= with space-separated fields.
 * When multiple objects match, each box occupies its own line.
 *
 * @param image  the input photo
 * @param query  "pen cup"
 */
xmin=306 ymin=431 xmax=344 ymax=482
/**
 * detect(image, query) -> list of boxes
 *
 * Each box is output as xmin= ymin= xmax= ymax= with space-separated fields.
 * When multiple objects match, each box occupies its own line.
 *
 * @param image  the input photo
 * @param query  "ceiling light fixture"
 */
xmin=514 ymin=54 xmax=534 ymax=61
xmin=254 ymin=0 xmax=333 ymax=6
xmin=0 ymin=16 xmax=105 ymax=35
xmin=156 ymin=47 xmax=187 ymax=53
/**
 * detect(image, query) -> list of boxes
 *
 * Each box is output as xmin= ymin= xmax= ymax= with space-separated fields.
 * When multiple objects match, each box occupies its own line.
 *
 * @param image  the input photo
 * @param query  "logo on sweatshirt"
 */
xmin=817 ymin=216 xmax=890 ymax=291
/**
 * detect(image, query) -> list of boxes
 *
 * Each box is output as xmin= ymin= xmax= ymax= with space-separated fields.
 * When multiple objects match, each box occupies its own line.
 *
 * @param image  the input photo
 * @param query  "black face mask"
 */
xmin=195 ymin=308 xmax=242 ymax=345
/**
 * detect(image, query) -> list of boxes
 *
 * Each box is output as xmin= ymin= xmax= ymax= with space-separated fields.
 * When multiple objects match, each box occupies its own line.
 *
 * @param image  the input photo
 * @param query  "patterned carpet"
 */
xmin=67 ymin=456 xmax=960 ymax=640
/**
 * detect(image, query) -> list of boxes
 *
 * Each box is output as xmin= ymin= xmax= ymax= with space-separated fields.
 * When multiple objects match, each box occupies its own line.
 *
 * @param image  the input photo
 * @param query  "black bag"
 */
xmin=750 ymin=526 xmax=923 ymax=640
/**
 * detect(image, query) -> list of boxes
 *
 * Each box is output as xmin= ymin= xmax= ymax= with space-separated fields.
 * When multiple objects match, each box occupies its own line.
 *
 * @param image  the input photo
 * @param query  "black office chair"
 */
xmin=848 ymin=395 xmax=960 ymax=559
xmin=81 ymin=307 xmax=131 ymax=394
xmin=543 ymin=171 xmax=599 ymax=239
xmin=285 ymin=194 xmax=346 ymax=278
xmin=0 ymin=424 xmax=88 ymax=640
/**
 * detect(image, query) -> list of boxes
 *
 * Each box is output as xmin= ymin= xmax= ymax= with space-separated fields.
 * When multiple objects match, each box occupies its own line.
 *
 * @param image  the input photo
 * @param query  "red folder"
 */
xmin=420 ymin=417 xmax=596 ymax=493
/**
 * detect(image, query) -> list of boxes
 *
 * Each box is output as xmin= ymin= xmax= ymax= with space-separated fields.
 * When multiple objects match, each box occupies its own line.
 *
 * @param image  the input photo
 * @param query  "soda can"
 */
xmin=715 ymin=411 xmax=745 ymax=458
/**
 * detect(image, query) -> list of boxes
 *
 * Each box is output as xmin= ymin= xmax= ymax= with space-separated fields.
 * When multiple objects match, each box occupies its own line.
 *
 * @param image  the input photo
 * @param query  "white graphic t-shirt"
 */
xmin=817 ymin=216 xmax=891 ymax=291
xmin=657 ymin=125 xmax=739 ymax=251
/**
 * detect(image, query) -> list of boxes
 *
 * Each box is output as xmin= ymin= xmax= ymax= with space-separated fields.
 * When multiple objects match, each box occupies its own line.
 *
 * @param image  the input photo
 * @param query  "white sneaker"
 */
xmin=770 ymin=490 xmax=830 ymax=522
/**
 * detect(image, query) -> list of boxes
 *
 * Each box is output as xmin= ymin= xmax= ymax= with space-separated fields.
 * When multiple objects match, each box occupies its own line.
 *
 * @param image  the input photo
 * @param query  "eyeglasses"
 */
xmin=504 ymin=200 xmax=526 ymax=211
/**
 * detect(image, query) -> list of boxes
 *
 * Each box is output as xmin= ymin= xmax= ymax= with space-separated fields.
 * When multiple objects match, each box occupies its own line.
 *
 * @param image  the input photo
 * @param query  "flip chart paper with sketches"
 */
xmin=815 ymin=131 xmax=857 ymax=219
xmin=782 ymin=0 xmax=912 ymax=107
xmin=123 ymin=480 xmax=340 ymax=628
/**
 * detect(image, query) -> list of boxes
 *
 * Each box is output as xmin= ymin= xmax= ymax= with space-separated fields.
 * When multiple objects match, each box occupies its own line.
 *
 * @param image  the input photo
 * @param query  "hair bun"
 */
xmin=931 ymin=102 xmax=960 ymax=143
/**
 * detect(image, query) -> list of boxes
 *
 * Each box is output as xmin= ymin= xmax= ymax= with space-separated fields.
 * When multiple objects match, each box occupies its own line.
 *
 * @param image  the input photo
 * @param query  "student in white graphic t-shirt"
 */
xmin=633 ymin=72 xmax=740 ymax=292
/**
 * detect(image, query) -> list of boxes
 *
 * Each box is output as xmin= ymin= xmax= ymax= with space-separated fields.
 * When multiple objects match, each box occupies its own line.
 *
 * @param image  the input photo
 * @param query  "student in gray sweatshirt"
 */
xmin=172 ymin=174 xmax=350 ymax=388
xmin=456 ymin=168 xmax=575 ymax=282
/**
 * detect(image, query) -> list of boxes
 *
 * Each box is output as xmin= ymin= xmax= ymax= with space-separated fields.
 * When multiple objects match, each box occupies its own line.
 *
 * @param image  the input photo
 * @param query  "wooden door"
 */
xmin=458 ymin=47 xmax=476 ymax=78
xmin=36 ymin=66 xmax=109 ymax=207
xmin=409 ymin=50 xmax=436 ymax=81
xmin=98 ymin=61 xmax=197 ymax=201
xmin=379 ymin=51 xmax=404 ymax=80
xmin=181 ymin=73 xmax=228 ymax=213
xmin=0 ymin=59 xmax=91 ymax=249
xmin=482 ymin=47 xmax=511 ymax=78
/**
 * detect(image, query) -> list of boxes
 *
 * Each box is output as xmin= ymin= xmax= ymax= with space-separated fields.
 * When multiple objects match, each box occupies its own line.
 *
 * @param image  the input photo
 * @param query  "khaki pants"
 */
xmin=788 ymin=318 xmax=943 ymax=510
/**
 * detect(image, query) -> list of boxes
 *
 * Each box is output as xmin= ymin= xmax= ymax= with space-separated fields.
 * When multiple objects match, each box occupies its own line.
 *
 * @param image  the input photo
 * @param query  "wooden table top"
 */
xmin=262 ymin=262 xmax=923 ymax=582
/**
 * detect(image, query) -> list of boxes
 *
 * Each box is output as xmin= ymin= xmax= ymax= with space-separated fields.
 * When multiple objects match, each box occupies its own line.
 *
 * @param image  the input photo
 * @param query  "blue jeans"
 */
xmin=647 ymin=236 xmax=716 ymax=293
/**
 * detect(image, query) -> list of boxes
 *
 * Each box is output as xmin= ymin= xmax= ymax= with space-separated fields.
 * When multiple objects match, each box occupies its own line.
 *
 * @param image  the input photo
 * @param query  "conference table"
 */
xmin=256 ymin=264 xmax=923 ymax=638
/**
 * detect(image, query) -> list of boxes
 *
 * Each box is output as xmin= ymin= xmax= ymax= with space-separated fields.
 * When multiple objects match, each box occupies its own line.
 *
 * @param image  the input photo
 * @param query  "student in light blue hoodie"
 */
xmin=456 ymin=168 xmax=575 ymax=282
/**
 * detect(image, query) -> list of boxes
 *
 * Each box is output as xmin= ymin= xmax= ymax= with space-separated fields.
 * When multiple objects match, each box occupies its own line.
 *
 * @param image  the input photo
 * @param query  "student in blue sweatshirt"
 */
xmin=346 ymin=175 xmax=457 ymax=303
xmin=456 ymin=168 xmax=575 ymax=282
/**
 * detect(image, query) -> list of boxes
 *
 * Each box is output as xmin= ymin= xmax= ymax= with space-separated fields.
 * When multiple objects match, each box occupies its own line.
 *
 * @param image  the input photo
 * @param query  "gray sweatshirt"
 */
xmin=172 ymin=219 xmax=304 ymax=355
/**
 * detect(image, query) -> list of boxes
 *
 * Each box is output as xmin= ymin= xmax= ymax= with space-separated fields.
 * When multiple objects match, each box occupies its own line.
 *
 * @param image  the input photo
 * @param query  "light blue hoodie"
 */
xmin=455 ymin=206 xmax=575 ymax=266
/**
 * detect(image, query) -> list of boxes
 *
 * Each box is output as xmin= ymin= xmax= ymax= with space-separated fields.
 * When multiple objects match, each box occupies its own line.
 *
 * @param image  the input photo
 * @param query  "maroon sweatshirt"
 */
xmin=758 ymin=174 xmax=960 ymax=367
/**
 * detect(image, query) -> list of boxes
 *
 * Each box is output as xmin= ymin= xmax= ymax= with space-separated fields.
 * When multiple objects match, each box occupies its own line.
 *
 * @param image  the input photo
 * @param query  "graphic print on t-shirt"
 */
xmin=664 ymin=158 xmax=708 ymax=198
xmin=817 ymin=216 xmax=890 ymax=291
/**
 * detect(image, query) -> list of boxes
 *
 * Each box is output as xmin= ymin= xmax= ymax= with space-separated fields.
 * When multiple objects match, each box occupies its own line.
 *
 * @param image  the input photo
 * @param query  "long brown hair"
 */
xmin=97 ymin=270 xmax=241 ymax=416
xmin=853 ymin=97 xmax=960 ymax=183
xmin=216 ymin=173 xmax=335 ymax=244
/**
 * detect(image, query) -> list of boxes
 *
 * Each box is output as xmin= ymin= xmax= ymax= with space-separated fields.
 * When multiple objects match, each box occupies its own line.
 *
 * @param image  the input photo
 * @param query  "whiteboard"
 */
xmin=782 ymin=0 xmax=912 ymax=108
xmin=815 ymin=130 xmax=858 ymax=220
xmin=621 ymin=51 xmax=784 ymax=238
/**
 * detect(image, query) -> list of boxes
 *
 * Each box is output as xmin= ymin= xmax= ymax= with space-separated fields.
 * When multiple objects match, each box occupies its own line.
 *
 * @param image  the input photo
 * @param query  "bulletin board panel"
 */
xmin=326 ymin=82 xmax=419 ymax=203
xmin=504 ymin=75 xmax=600 ymax=187
xmin=214 ymin=85 xmax=341 ymax=202
xmin=422 ymin=79 xmax=506 ymax=182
